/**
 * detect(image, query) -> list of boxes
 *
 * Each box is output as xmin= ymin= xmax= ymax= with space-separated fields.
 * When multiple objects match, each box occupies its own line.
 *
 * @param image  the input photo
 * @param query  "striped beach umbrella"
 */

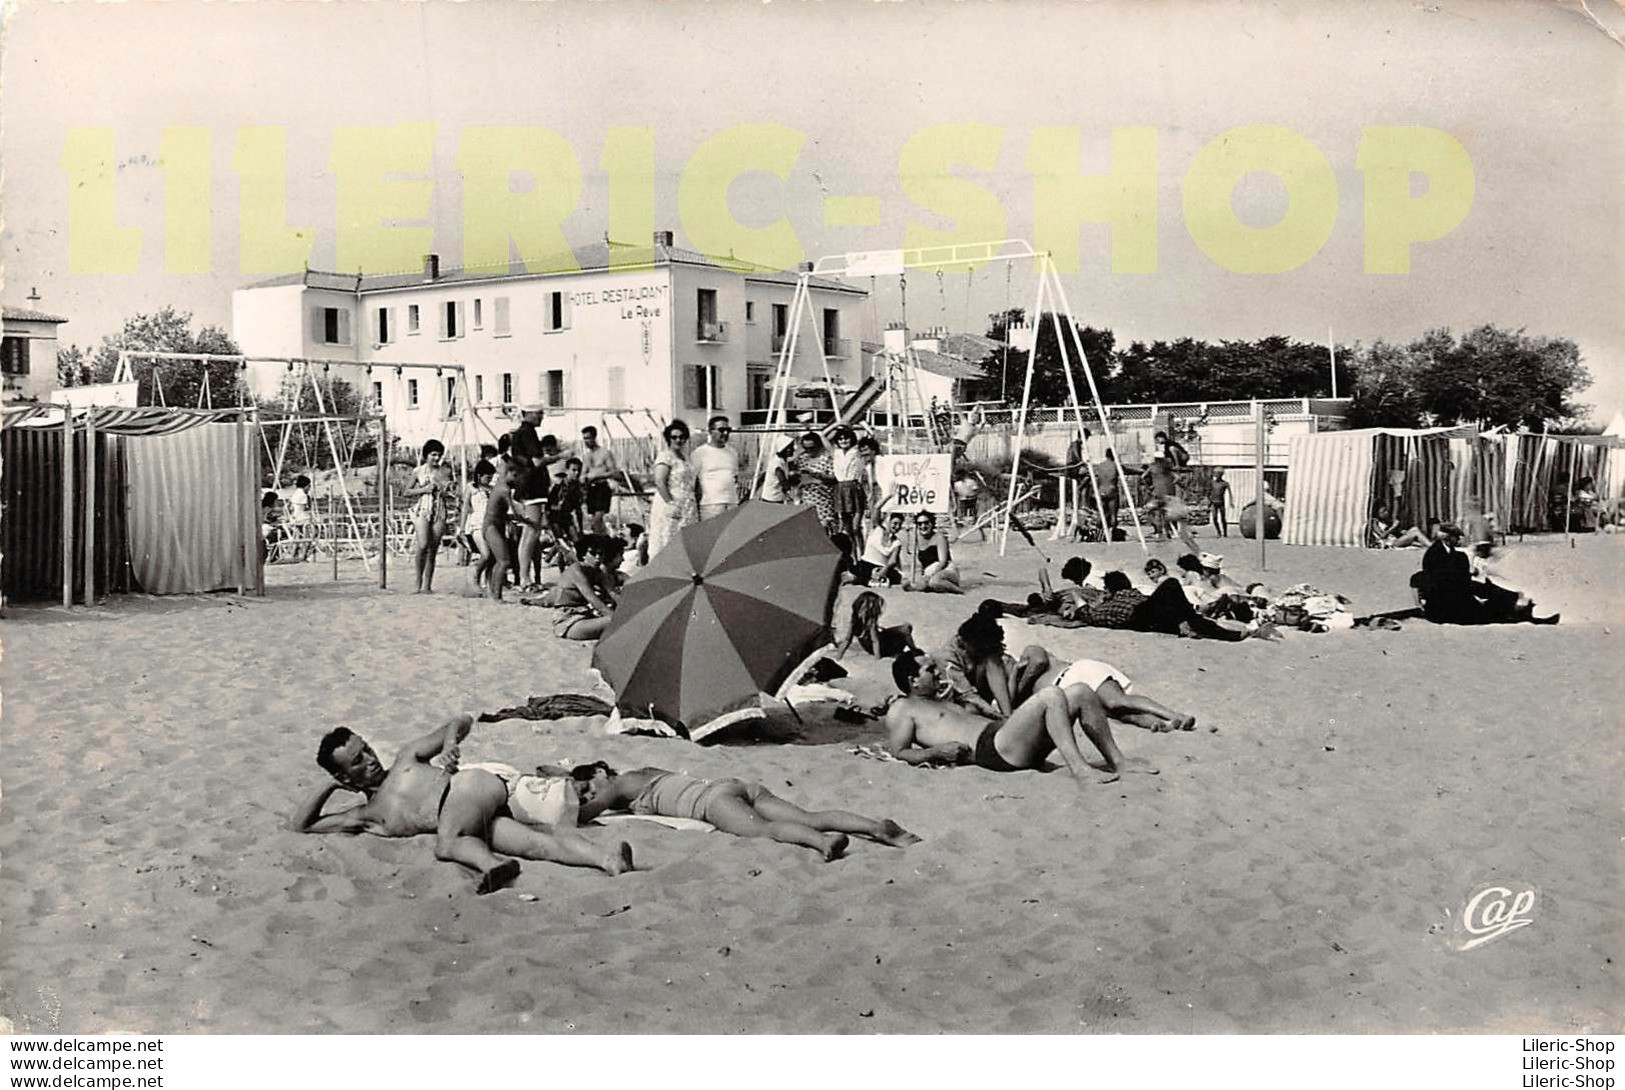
xmin=591 ymin=501 xmax=842 ymax=733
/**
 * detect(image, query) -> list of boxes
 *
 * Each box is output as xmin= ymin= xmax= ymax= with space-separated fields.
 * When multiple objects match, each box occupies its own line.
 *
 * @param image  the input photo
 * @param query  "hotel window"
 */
xmin=474 ymin=374 xmax=485 ymax=403
xmin=407 ymin=378 xmax=421 ymax=409
xmin=748 ymin=367 xmax=773 ymax=411
xmin=546 ymin=369 xmax=566 ymax=409
xmin=683 ymin=365 xmax=722 ymax=410
xmin=0 ymin=337 xmax=30 ymax=375
xmin=543 ymin=291 xmax=570 ymax=333
xmin=772 ymin=304 xmax=788 ymax=337
xmin=472 ymin=298 xmax=483 ymax=330
xmin=502 ymin=372 xmax=514 ymax=404
xmin=440 ymin=301 xmax=464 ymax=340
xmin=493 ymin=297 xmax=511 ymax=337
xmin=313 ymin=306 xmax=351 ymax=346
xmin=745 ymin=301 xmax=756 ymax=324
xmin=408 ymin=305 xmax=421 ymax=335
xmin=371 ymin=381 xmax=384 ymax=407
xmin=445 ymin=375 xmax=459 ymax=418
xmin=376 ymin=307 xmax=393 ymax=345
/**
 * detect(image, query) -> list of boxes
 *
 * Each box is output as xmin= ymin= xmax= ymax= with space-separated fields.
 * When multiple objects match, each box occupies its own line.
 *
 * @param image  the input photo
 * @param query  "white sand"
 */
xmin=1 ymin=534 xmax=1620 ymax=1032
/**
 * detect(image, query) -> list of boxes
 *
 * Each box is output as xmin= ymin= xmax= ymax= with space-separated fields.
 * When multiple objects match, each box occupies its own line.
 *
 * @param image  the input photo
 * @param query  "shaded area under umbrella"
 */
xmin=592 ymin=501 xmax=843 ymax=733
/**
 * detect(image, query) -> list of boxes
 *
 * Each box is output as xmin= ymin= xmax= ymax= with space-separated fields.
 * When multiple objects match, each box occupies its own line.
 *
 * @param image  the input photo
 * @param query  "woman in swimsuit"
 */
xmin=550 ymin=534 xmax=625 ymax=641
xmin=403 ymin=439 xmax=453 ymax=593
xmin=908 ymin=512 xmax=962 ymax=593
xmin=569 ymin=763 xmax=921 ymax=861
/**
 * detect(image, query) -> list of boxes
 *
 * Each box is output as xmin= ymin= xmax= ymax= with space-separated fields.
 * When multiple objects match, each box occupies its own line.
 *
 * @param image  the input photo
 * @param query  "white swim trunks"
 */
xmin=462 ymin=762 xmax=580 ymax=827
xmin=1054 ymin=659 xmax=1133 ymax=695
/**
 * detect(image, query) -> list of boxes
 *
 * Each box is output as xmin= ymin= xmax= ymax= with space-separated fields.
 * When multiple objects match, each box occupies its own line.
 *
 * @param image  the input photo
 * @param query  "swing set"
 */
xmin=755 ymin=240 xmax=1146 ymax=554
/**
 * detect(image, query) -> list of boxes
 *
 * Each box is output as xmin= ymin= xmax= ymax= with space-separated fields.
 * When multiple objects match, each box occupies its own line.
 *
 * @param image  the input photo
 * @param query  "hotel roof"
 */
xmin=243 ymin=241 xmax=865 ymax=296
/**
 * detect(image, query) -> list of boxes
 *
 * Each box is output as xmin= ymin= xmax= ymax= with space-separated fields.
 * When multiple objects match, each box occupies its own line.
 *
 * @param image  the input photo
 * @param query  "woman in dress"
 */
xmin=647 ymin=420 xmax=698 ymax=558
xmin=791 ymin=431 xmax=838 ymax=534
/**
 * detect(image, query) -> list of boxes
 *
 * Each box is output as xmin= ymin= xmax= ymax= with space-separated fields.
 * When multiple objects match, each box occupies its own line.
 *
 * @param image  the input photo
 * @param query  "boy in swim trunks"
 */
xmin=884 ymin=652 xmax=1157 ymax=787
xmin=567 ymin=764 xmax=921 ymax=862
xmin=291 ymin=713 xmax=633 ymax=894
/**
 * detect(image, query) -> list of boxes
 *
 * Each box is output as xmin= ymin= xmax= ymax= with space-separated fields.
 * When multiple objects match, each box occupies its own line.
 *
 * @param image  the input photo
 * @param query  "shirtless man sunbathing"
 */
xmin=289 ymin=713 xmax=633 ymax=894
xmin=884 ymin=651 xmax=1158 ymax=787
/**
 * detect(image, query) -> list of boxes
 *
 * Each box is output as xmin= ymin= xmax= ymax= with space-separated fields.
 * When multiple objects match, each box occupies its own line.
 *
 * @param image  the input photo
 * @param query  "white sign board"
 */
xmin=51 ymin=382 xmax=139 ymax=409
xmin=875 ymin=453 xmax=952 ymax=514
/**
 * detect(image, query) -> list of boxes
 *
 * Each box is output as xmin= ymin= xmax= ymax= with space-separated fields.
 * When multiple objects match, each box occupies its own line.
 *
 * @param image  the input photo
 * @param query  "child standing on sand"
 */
xmin=1208 ymin=468 xmax=1231 ymax=538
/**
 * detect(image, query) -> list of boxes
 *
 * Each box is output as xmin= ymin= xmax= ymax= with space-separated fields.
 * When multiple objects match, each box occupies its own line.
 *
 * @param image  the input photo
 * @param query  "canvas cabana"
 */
xmin=1 ymin=403 xmax=262 ymax=606
xmin=1499 ymin=430 xmax=1621 ymax=533
xmin=1281 ymin=426 xmax=1481 ymax=548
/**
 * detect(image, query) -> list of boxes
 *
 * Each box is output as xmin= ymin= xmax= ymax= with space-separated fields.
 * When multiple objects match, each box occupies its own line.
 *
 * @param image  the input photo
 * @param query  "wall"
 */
xmin=1 ymin=319 xmax=64 ymax=403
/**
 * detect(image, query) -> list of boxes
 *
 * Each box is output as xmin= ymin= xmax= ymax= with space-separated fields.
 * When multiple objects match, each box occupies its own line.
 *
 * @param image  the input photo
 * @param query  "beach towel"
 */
xmin=478 ymin=694 xmax=615 ymax=724
xmin=590 ymin=813 xmax=716 ymax=833
xmin=847 ymin=743 xmax=954 ymax=769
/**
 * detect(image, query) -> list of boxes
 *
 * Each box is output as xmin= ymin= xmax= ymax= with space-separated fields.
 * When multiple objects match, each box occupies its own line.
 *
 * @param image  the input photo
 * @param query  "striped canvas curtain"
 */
xmin=125 ymin=424 xmax=253 ymax=594
xmin=1282 ymin=432 xmax=1374 ymax=547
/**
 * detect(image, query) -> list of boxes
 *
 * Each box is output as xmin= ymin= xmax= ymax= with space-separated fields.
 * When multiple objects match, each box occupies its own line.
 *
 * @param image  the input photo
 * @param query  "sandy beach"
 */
xmin=1 ymin=533 xmax=1620 ymax=1034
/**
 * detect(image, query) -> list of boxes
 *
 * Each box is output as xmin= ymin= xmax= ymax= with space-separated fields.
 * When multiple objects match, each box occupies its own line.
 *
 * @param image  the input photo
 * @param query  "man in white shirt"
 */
xmin=690 ymin=415 xmax=741 ymax=520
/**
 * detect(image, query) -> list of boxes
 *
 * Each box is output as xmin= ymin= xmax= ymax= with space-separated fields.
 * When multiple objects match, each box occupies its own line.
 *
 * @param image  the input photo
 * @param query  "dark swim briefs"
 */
xmin=973 ymin=719 xmax=1021 ymax=773
xmin=585 ymin=479 xmax=614 ymax=514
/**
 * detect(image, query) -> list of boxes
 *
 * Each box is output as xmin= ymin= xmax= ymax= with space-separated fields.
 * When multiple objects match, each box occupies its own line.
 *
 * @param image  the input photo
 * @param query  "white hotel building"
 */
xmin=231 ymin=232 xmax=869 ymax=450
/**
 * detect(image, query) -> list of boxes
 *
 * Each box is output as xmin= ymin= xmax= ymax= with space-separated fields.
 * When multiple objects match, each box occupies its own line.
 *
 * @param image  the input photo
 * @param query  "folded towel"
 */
xmin=591 ymin=813 xmax=715 ymax=833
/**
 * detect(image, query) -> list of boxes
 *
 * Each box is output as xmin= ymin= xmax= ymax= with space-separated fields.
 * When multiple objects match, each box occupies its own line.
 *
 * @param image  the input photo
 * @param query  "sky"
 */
xmin=2 ymin=0 xmax=1620 ymax=420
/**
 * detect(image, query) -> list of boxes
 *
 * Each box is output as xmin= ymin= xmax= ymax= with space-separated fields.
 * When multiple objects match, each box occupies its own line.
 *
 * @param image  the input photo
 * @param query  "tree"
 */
xmin=967 ymin=311 xmax=1116 ymax=407
xmin=55 ymin=344 xmax=91 ymax=387
xmin=256 ymin=370 xmax=376 ymax=475
xmin=1346 ymin=340 xmax=1427 ymax=428
xmin=1107 ymin=335 xmax=1351 ymax=404
xmin=87 ymin=307 xmax=243 ymax=407
xmin=1410 ymin=325 xmax=1590 ymax=429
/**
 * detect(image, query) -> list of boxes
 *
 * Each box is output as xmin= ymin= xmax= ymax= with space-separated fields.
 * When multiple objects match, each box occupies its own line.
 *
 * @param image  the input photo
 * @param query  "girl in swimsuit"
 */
xmin=908 ymin=513 xmax=962 ymax=593
xmin=836 ymin=590 xmax=917 ymax=660
xmin=569 ymin=763 xmax=921 ymax=861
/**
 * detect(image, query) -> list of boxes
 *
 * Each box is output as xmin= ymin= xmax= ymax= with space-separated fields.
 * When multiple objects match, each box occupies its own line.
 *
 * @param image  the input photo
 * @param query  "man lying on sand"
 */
xmin=885 ymin=650 xmax=1158 ymax=787
xmin=567 ymin=763 xmax=921 ymax=861
xmin=290 ymin=713 xmax=633 ymax=894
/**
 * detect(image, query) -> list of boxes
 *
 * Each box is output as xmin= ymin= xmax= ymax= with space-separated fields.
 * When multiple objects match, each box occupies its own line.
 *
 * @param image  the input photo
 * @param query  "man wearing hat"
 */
xmin=1417 ymin=522 xmax=1557 ymax=625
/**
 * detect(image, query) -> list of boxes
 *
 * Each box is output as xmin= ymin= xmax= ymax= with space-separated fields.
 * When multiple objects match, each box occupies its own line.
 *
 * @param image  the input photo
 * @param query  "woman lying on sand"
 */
xmin=291 ymin=714 xmax=632 ymax=894
xmin=568 ymin=763 xmax=921 ymax=861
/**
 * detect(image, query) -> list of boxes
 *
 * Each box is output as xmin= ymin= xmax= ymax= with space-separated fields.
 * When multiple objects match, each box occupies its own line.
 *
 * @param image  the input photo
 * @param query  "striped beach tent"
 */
xmin=3 ymin=404 xmax=259 ymax=602
xmin=1282 ymin=427 xmax=1465 ymax=547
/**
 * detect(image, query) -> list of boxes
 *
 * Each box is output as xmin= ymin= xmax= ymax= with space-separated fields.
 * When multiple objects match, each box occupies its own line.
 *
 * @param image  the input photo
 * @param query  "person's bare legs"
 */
xmin=989 ymin=687 xmax=1120 ymax=785
xmin=554 ymin=614 xmax=611 ymax=641
xmin=517 ymin=523 xmax=541 ymax=590
xmin=434 ymin=778 xmax=520 ymax=894
xmin=1056 ymin=683 xmax=1158 ymax=775
xmin=743 ymin=784 xmax=921 ymax=847
xmin=489 ymin=817 xmax=633 ymax=875
xmin=1095 ymin=678 xmax=1195 ymax=731
xmin=483 ymin=526 xmax=511 ymax=602
xmin=701 ymin=786 xmax=850 ymax=860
